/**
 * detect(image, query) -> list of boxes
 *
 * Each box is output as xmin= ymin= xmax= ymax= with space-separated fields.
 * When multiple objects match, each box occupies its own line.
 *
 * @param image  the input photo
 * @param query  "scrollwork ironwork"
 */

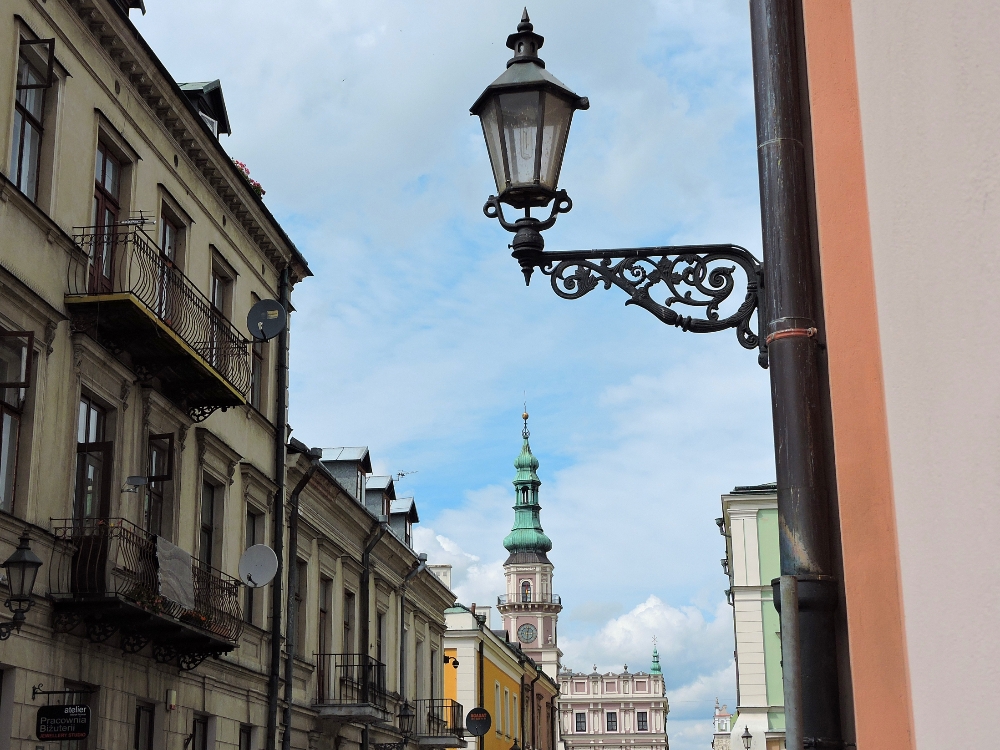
xmin=536 ymin=245 xmax=765 ymax=363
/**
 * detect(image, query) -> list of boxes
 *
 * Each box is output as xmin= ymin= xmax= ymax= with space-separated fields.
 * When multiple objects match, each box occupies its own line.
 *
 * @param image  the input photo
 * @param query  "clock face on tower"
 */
xmin=518 ymin=623 xmax=538 ymax=644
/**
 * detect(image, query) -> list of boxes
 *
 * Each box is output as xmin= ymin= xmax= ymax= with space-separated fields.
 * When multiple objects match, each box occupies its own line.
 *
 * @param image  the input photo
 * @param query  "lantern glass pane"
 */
xmin=478 ymin=97 xmax=507 ymax=194
xmin=499 ymin=91 xmax=542 ymax=188
xmin=539 ymin=93 xmax=574 ymax=190
xmin=5 ymin=558 xmax=26 ymax=597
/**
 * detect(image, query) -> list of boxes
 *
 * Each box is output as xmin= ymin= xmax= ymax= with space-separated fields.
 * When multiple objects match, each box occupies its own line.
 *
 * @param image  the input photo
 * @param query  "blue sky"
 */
xmin=136 ymin=2 xmax=772 ymax=746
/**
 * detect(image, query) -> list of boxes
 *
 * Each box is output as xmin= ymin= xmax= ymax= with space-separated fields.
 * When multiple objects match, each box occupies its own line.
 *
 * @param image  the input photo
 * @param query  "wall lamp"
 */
xmin=0 ymin=531 xmax=43 ymax=639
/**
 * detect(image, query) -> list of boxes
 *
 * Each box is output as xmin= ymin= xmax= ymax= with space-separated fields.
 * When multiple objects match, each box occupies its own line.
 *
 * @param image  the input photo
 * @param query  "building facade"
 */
xmin=711 ymin=701 xmax=731 ymax=750
xmin=557 ymin=653 xmax=668 ymax=750
xmin=756 ymin=2 xmax=1000 ymax=747
xmin=496 ymin=415 xmax=561 ymax=680
xmin=443 ymin=603 xmax=559 ymax=750
xmin=719 ymin=484 xmax=783 ymax=750
xmin=0 ymin=2 xmax=459 ymax=750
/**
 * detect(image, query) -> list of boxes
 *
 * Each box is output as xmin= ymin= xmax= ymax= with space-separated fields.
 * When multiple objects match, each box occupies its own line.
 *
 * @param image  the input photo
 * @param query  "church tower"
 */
xmin=498 ymin=412 xmax=562 ymax=677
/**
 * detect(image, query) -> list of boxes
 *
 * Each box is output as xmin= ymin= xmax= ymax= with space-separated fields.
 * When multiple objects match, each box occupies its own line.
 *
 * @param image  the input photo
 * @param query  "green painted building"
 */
xmin=720 ymin=483 xmax=785 ymax=750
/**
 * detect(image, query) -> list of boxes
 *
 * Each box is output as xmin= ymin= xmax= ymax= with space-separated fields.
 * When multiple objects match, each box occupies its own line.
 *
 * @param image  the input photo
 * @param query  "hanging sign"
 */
xmin=466 ymin=707 xmax=492 ymax=737
xmin=36 ymin=704 xmax=91 ymax=740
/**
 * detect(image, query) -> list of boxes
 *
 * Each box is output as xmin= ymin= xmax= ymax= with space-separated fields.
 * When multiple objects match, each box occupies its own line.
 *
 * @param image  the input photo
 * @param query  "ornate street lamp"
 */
xmin=473 ymin=8 xmax=848 ymax=750
xmin=741 ymin=726 xmax=752 ymax=750
xmin=0 ymin=531 xmax=43 ymax=639
xmin=398 ymin=701 xmax=416 ymax=738
xmin=474 ymin=11 xmax=766 ymax=364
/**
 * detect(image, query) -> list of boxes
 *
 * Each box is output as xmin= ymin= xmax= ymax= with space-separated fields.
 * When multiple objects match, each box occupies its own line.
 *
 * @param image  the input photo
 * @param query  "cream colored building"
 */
xmin=0 ymin=1 xmax=457 ymax=749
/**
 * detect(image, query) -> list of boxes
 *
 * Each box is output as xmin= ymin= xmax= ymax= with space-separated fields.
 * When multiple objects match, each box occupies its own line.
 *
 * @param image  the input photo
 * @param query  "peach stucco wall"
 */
xmin=800 ymin=3 xmax=914 ymax=748
xmin=807 ymin=1 xmax=1000 ymax=747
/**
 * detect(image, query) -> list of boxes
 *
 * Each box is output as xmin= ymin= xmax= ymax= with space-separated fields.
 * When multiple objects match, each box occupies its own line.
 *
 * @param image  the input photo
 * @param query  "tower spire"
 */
xmin=503 ymin=411 xmax=552 ymax=562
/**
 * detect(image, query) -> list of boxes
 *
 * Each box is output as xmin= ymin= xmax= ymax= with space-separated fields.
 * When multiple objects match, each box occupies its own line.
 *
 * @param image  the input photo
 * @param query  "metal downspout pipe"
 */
xmin=266 ymin=266 xmax=291 ymax=750
xmin=360 ymin=518 xmax=388 ymax=750
xmin=529 ymin=666 xmax=541 ymax=750
xmin=281 ymin=451 xmax=323 ymax=750
xmin=748 ymin=0 xmax=844 ymax=747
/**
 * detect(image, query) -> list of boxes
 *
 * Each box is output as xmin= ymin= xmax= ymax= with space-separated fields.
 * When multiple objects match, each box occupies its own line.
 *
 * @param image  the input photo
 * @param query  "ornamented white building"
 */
xmin=558 ymin=651 xmax=669 ymax=750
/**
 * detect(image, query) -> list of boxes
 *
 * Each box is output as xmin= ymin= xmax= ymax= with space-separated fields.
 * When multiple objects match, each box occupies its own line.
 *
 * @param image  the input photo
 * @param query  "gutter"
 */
xmin=530 ymin=666 xmax=541 ymax=750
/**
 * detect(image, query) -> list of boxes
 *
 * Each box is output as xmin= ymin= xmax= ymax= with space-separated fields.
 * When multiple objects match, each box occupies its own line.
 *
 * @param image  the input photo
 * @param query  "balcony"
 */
xmin=497 ymin=593 xmax=561 ymax=605
xmin=49 ymin=518 xmax=244 ymax=670
xmin=413 ymin=699 xmax=466 ymax=748
xmin=66 ymin=226 xmax=251 ymax=421
xmin=314 ymin=654 xmax=390 ymax=724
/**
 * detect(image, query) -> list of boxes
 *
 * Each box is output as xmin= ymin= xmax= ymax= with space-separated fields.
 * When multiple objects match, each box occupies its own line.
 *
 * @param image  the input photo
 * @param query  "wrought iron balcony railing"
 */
xmin=67 ymin=226 xmax=251 ymax=416
xmin=49 ymin=518 xmax=243 ymax=668
xmin=315 ymin=653 xmax=388 ymax=710
xmin=413 ymin=699 xmax=465 ymax=739
xmin=497 ymin=593 xmax=561 ymax=605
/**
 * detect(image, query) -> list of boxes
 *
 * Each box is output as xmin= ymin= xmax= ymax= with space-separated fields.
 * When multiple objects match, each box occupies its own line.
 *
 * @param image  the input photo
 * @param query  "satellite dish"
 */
xmin=247 ymin=299 xmax=287 ymax=342
xmin=238 ymin=544 xmax=278 ymax=588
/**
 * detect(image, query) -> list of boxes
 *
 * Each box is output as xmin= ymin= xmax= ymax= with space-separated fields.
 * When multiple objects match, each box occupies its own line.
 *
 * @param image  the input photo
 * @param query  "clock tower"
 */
xmin=498 ymin=413 xmax=562 ymax=678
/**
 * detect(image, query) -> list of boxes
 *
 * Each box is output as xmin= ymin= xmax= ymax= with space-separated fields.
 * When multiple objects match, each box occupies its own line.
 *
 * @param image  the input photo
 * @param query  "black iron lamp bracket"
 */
xmin=0 ymin=619 xmax=16 ymax=640
xmin=484 ymin=194 xmax=767 ymax=367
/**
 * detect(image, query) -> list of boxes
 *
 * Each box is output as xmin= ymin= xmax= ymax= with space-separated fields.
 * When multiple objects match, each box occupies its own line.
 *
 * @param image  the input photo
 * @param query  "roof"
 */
xmin=110 ymin=9 xmax=310 ymax=280
xmin=178 ymin=80 xmax=231 ymax=136
xmin=391 ymin=497 xmax=419 ymax=523
xmin=730 ymin=482 xmax=777 ymax=495
xmin=322 ymin=447 xmax=372 ymax=472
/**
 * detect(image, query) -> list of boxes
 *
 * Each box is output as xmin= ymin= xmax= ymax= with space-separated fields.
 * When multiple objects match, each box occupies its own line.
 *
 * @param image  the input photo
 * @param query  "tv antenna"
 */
xmin=394 ymin=470 xmax=418 ymax=482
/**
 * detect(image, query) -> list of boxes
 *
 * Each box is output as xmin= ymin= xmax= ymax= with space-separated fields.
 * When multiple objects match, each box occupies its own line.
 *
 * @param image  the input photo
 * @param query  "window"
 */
xmin=294 ymin=559 xmax=307 ymax=656
xmin=239 ymin=724 xmax=252 ymax=750
xmin=415 ymin=638 xmax=425 ymax=697
xmin=430 ymin=647 xmax=437 ymax=699
xmin=159 ymin=213 xmax=180 ymax=263
xmin=512 ymin=694 xmax=518 ymax=739
xmin=91 ymin=142 xmax=121 ymax=293
xmin=134 ymin=702 xmax=154 ymax=750
xmin=376 ymin=612 xmax=385 ymax=664
xmin=244 ymin=508 xmax=262 ymax=624
xmin=192 ymin=716 xmax=208 ymax=750
xmin=606 ymin=712 xmax=617 ymax=732
xmin=64 ymin=682 xmax=93 ymax=750
xmin=250 ymin=340 xmax=265 ymax=410
xmin=343 ymin=590 xmax=355 ymax=653
xmin=576 ymin=713 xmax=586 ymax=732
xmin=495 ymin=683 xmax=501 ymax=736
xmin=521 ymin=580 xmax=531 ymax=602
xmin=319 ymin=578 xmax=331 ymax=654
xmin=145 ymin=434 xmax=172 ymax=536
xmin=211 ymin=268 xmax=231 ymax=316
xmin=504 ymin=688 xmax=510 ymax=737
xmin=637 ymin=712 xmax=648 ymax=732
xmin=0 ymin=331 xmax=32 ymax=514
xmin=74 ymin=395 xmax=111 ymax=520
xmin=10 ymin=39 xmax=53 ymax=202
xmin=199 ymin=481 xmax=216 ymax=567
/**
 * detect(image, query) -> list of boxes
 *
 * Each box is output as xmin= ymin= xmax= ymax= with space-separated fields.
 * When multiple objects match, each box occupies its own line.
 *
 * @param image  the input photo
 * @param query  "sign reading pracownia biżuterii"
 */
xmin=466 ymin=707 xmax=492 ymax=737
xmin=36 ymin=704 xmax=91 ymax=740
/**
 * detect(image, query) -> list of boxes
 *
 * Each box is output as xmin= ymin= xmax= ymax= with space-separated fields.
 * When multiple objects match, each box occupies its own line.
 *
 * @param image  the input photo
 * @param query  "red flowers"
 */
xmin=232 ymin=159 xmax=266 ymax=198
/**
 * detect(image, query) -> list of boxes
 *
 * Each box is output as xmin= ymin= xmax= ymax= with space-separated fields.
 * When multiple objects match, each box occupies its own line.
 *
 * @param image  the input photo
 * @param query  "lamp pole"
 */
xmin=472 ymin=10 xmax=844 ymax=750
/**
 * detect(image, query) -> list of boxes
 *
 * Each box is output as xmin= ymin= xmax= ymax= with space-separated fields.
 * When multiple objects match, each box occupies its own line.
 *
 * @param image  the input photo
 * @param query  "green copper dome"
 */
xmin=650 ymin=645 xmax=662 ymax=675
xmin=503 ymin=414 xmax=552 ymax=559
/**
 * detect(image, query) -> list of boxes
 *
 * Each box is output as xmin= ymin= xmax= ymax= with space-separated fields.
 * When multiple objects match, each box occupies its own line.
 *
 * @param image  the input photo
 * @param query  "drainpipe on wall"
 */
xmin=360 ymin=516 xmax=389 ymax=750
xmin=266 ymin=265 xmax=291 ymax=750
xmin=529 ymin=665 xmax=541 ymax=750
xmin=281 ymin=446 xmax=323 ymax=750
xmin=748 ymin=0 xmax=846 ymax=747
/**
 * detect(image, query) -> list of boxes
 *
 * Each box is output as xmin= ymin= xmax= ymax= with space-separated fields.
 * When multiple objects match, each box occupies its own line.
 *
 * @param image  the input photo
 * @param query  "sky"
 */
xmin=135 ymin=2 xmax=773 ymax=747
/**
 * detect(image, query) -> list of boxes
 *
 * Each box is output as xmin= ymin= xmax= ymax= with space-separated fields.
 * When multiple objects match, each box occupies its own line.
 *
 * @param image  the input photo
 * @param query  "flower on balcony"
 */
xmin=232 ymin=159 xmax=266 ymax=198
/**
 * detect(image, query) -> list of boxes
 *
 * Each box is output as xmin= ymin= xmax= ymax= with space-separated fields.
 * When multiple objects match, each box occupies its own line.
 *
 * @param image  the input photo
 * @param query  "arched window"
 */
xmin=521 ymin=580 xmax=532 ymax=602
